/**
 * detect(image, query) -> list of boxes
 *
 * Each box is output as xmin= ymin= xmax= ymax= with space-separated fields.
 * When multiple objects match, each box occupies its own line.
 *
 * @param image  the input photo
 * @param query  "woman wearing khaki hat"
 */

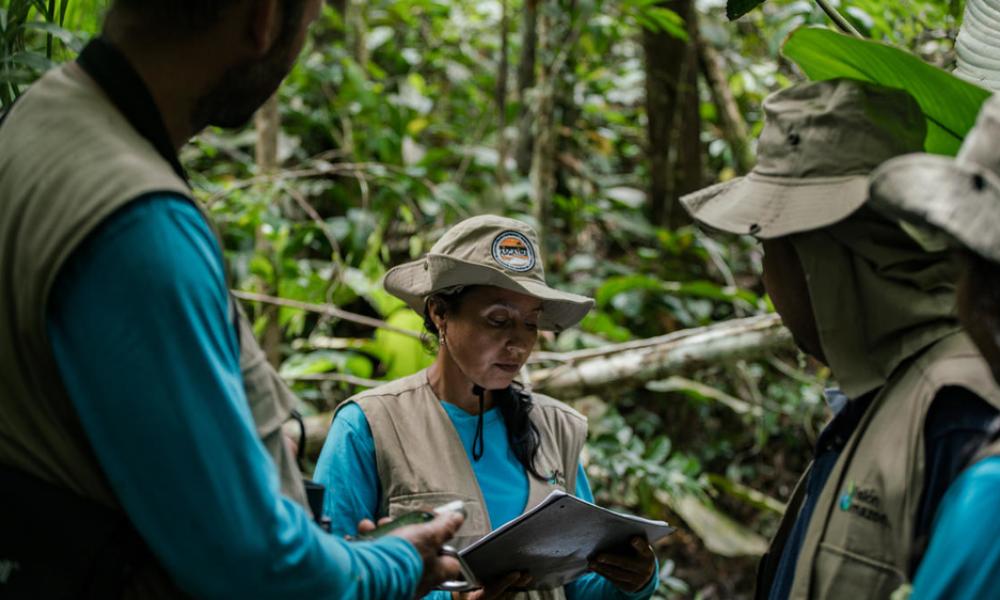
xmin=313 ymin=215 xmax=658 ymax=600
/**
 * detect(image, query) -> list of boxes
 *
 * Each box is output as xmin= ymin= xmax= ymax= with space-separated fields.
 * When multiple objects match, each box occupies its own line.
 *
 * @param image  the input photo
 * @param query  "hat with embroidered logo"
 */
xmin=870 ymin=93 xmax=1000 ymax=264
xmin=383 ymin=215 xmax=594 ymax=331
xmin=680 ymin=78 xmax=926 ymax=238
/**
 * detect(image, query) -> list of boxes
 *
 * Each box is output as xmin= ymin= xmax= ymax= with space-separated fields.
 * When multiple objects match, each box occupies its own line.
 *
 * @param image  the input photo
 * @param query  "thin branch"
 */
xmin=282 ymin=373 xmax=382 ymax=388
xmin=281 ymin=183 xmax=344 ymax=261
xmin=231 ymin=290 xmax=423 ymax=339
xmin=815 ymin=0 xmax=863 ymax=37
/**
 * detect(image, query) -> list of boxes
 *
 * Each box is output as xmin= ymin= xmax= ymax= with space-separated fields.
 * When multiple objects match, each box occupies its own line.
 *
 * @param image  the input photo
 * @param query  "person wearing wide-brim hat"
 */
xmin=869 ymin=93 xmax=1000 ymax=600
xmin=313 ymin=215 xmax=660 ymax=600
xmin=681 ymin=78 xmax=1000 ymax=600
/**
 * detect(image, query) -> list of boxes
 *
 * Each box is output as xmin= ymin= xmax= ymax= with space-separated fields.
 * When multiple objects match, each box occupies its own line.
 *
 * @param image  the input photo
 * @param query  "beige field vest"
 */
xmin=342 ymin=369 xmax=589 ymax=599
xmin=760 ymin=332 xmax=1000 ymax=599
xmin=0 ymin=63 xmax=308 ymax=593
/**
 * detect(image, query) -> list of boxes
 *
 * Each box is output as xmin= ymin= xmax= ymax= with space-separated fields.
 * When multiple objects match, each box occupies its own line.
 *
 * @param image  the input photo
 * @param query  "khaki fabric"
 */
xmin=871 ymin=93 xmax=1000 ymax=264
xmin=681 ymin=79 xmax=925 ymax=239
xmin=340 ymin=369 xmax=588 ymax=599
xmin=752 ymin=209 xmax=1000 ymax=599
xmin=791 ymin=207 xmax=962 ymax=399
xmin=782 ymin=332 xmax=1000 ymax=599
xmin=0 ymin=63 xmax=307 ymax=595
xmin=383 ymin=215 xmax=594 ymax=332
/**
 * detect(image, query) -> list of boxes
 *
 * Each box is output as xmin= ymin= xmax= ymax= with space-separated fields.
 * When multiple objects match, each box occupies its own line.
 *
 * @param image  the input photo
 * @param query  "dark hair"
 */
xmin=423 ymin=287 xmax=546 ymax=480
xmin=109 ymin=0 xmax=304 ymax=37
xmin=958 ymin=251 xmax=1000 ymax=327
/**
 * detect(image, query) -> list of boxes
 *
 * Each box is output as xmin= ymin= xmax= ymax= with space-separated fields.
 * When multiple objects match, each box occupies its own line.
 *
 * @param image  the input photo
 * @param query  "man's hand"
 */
xmin=451 ymin=572 xmax=532 ymax=600
xmin=390 ymin=512 xmax=465 ymax=597
xmin=589 ymin=536 xmax=656 ymax=593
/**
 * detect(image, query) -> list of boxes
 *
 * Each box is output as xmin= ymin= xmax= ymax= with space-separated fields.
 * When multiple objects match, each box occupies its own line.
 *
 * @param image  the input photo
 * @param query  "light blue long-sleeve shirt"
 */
xmin=46 ymin=195 xmax=423 ymax=599
xmin=911 ymin=456 xmax=1000 ymax=600
xmin=314 ymin=399 xmax=659 ymax=599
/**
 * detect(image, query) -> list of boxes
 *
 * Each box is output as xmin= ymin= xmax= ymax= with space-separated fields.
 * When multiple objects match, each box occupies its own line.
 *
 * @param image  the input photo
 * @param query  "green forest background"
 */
xmin=1 ymin=0 xmax=987 ymax=596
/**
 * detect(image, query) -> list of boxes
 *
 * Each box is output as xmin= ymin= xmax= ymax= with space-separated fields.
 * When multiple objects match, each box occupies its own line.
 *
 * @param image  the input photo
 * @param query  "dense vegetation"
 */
xmin=1 ymin=0 xmax=986 ymax=596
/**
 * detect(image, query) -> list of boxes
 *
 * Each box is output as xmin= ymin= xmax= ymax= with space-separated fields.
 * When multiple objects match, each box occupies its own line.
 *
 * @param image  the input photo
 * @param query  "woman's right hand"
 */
xmin=452 ymin=572 xmax=532 ymax=600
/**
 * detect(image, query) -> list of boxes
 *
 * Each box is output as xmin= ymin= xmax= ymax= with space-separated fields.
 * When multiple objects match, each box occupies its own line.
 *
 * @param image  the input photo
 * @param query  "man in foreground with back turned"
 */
xmin=681 ymin=78 xmax=1000 ymax=599
xmin=0 ymin=1 xmax=461 ymax=597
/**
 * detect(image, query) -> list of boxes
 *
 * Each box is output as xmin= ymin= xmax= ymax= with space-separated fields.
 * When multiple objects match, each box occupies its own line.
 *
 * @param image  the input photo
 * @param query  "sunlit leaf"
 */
xmin=783 ymin=26 xmax=991 ymax=155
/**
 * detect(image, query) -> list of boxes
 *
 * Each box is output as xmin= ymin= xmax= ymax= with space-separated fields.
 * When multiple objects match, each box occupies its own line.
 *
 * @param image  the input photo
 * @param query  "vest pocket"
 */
xmin=812 ymin=542 xmax=905 ymax=599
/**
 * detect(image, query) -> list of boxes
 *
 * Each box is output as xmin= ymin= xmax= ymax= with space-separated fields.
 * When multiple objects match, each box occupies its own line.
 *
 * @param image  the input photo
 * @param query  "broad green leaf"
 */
xmin=658 ymin=490 xmax=769 ymax=557
xmin=782 ymin=26 xmax=991 ymax=155
xmin=727 ymin=0 xmax=768 ymax=20
xmin=23 ymin=20 xmax=81 ymax=51
xmin=595 ymin=274 xmax=664 ymax=307
xmin=279 ymin=350 xmax=374 ymax=379
xmin=9 ymin=51 xmax=53 ymax=72
xmin=363 ymin=309 xmax=433 ymax=381
xmin=705 ymin=473 xmax=786 ymax=514
xmin=580 ymin=311 xmax=634 ymax=343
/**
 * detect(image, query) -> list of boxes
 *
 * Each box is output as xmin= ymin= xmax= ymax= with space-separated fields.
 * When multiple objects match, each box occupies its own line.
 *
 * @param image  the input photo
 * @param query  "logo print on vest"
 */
xmin=547 ymin=469 xmax=566 ymax=488
xmin=839 ymin=480 xmax=889 ymax=526
xmin=491 ymin=231 xmax=536 ymax=272
xmin=839 ymin=481 xmax=856 ymax=511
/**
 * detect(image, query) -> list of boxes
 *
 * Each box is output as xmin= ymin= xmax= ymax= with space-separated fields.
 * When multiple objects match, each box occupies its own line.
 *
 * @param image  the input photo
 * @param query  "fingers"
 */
xmin=590 ymin=561 xmax=649 ymax=592
xmin=590 ymin=538 xmax=656 ymax=593
xmin=631 ymin=536 xmax=654 ymax=557
xmin=356 ymin=519 xmax=376 ymax=534
xmin=592 ymin=551 xmax=646 ymax=571
xmin=377 ymin=516 xmax=393 ymax=526
xmin=425 ymin=511 xmax=465 ymax=546
xmin=480 ymin=572 xmax=531 ymax=600
xmin=415 ymin=553 xmax=462 ymax=598
xmin=431 ymin=554 xmax=462 ymax=582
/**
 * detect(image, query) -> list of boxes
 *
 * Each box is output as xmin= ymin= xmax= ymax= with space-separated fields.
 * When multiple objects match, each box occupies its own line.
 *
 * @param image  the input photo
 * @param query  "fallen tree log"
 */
xmin=530 ymin=313 xmax=791 ymax=397
xmin=287 ymin=314 xmax=793 ymax=451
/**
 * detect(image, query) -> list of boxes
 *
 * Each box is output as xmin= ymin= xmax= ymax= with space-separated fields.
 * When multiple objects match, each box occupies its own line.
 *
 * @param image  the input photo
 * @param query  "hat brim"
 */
xmin=383 ymin=255 xmax=595 ymax=332
xmin=680 ymin=172 xmax=870 ymax=239
xmin=869 ymin=153 xmax=1000 ymax=264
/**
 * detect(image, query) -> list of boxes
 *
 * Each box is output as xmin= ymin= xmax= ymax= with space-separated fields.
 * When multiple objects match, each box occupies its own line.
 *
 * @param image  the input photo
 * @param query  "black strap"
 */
xmin=0 ymin=464 xmax=151 ymax=598
xmin=472 ymin=385 xmax=486 ymax=461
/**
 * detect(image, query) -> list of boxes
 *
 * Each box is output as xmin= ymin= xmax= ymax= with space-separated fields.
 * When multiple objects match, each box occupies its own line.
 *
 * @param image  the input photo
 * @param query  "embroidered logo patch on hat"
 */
xmin=492 ymin=231 xmax=535 ymax=272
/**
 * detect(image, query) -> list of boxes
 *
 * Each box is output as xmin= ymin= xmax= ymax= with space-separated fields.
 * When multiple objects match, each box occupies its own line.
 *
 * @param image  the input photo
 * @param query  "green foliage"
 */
xmin=364 ymin=310 xmax=435 ymax=381
xmin=727 ymin=0 xmax=768 ymax=21
xmin=783 ymin=26 xmax=990 ymax=155
xmin=4 ymin=0 xmax=969 ymax=595
xmin=0 ymin=0 xmax=100 ymax=108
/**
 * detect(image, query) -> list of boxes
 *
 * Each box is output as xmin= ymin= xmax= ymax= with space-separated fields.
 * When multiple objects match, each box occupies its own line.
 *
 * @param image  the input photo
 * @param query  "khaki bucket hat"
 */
xmin=383 ymin=215 xmax=594 ymax=332
xmin=680 ymin=78 xmax=926 ymax=238
xmin=870 ymin=94 xmax=1000 ymax=264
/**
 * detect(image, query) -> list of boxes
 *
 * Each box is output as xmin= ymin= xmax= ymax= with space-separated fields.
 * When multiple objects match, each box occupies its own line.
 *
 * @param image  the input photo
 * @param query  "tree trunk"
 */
xmin=254 ymin=94 xmax=283 ymax=368
xmin=497 ymin=0 xmax=511 ymax=186
xmin=346 ymin=0 xmax=368 ymax=67
xmin=643 ymin=0 xmax=695 ymax=227
xmin=515 ymin=0 xmax=539 ymax=175
xmin=671 ymin=24 xmax=702 ymax=226
xmin=699 ymin=37 xmax=754 ymax=173
xmin=530 ymin=3 xmax=558 ymax=247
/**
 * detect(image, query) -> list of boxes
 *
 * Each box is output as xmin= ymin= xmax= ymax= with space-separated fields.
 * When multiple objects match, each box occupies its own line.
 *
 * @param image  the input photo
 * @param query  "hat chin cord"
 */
xmin=471 ymin=384 xmax=486 ymax=461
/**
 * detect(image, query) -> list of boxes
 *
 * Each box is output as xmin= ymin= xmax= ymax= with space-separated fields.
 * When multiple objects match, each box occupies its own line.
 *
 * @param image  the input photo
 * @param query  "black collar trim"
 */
xmin=77 ymin=37 xmax=188 ymax=183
